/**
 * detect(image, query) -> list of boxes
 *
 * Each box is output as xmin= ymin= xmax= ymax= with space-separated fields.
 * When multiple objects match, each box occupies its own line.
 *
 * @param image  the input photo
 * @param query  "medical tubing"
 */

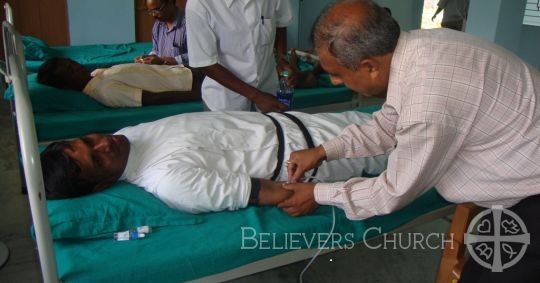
xmin=298 ymin=205 xmax=336 ymax=283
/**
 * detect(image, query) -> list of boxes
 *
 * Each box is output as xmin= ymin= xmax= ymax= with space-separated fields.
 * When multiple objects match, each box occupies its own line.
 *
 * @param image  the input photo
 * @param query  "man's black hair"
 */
xmin=37 ymin=57 xmax=77 ymax=89
xmin=40 ymin=141 xmax=97 ymax=199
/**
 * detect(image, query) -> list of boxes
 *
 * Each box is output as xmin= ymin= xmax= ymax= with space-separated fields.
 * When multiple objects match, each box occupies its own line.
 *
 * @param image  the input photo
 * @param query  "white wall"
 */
xmin=68 ymin=0 xmax=135 ymax=46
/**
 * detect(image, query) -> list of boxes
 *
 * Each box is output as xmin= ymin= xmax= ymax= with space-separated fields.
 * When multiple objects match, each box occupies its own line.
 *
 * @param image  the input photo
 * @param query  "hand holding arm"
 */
xmin=278 ymin=182 xmax=319 ymax=217
xmin=200 ymin=63 xmax=287 ymax=113
xmin=287 ymin=145 xmax=327 ymax=183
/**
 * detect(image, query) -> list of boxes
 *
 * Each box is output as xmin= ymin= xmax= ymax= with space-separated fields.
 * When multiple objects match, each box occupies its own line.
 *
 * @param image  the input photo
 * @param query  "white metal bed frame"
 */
xmin=1 ymin=15 xmax=455 ymax=283
xmin=2 ymin=21 xmax=59 ymax=282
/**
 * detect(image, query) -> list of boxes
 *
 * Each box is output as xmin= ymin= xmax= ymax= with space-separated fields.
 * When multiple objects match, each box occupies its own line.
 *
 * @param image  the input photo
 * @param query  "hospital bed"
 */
xmin=4 ymin=21 xmax=456 ymax=283
xmin=3 ymin=73 xmax=360 ymax=141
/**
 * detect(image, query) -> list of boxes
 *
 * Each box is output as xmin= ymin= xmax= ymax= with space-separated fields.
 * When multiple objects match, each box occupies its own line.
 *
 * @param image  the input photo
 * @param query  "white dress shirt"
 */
xmin=186 ymin=0 xmax=293 ymax=111
xmin=116 ymin=111 xmax=388 ymax=213
xmin=316 ymin=29 xmax=540 ymax=220
xmin=83 ymin=64 xmax=192 ymax=107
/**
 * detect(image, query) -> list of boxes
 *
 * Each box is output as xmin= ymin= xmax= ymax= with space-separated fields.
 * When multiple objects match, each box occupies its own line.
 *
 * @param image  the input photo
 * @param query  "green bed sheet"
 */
xmin=52 ymin=188 xmax=450 ymax=283
xmin=25 ymin=42 xmax=153 ymax=72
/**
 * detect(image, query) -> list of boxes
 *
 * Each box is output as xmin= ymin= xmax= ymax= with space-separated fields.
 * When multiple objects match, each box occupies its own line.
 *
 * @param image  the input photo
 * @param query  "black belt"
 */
xmin=264 ymin=112 xmax=319 ymax=181
xmin=264 ymin=114 xmax=285 ymax=181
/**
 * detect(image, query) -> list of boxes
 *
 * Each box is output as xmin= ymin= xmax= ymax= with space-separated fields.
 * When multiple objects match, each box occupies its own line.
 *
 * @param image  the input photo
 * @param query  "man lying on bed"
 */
xmin=36 ymin=57 xmax=202 ymax=107
xmin=40 ymin=111 xmax=388 ymax=214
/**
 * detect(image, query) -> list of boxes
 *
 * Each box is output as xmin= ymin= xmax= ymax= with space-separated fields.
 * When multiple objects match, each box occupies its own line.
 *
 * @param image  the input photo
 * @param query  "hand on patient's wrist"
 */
xmin=316 ymin=145 xmax=327 ymax=162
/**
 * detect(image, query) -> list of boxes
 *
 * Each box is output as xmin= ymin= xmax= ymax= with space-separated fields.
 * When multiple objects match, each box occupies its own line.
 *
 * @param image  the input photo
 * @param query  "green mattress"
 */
xmin=51 ymin=187 xmax=449 ymax=283
xmin=25 ymin=42 xmax=153 ymax=72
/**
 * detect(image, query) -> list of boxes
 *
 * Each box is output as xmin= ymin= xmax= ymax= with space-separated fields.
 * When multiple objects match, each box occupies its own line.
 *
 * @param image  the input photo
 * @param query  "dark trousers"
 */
xmin=460 ymin=194 xmax=540 ymax=283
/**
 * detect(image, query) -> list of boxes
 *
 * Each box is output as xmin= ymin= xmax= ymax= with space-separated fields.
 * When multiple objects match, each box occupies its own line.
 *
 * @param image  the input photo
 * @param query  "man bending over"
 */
xmin=37 ymin=58 xmax=202 ymax=107
xmin=40 ymin=111 xmax=388 ymax=214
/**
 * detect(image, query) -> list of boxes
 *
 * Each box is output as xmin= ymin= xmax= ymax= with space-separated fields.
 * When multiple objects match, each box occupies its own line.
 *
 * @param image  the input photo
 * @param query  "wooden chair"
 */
xmin=436 ymin=203 xmax=482 ymax=283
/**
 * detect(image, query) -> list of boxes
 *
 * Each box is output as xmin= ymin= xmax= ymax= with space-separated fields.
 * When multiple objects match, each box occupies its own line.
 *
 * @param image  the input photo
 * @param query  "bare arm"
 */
xmin=274 ymin=27 xmax=287 ymax=59
xmin=141 ymin=70 xmax=203 ymax=105
xmin=258 ymin=179 xmax=293 ymax=206
xmin=141 ymin=90 xmax=200 ymax=106
xmin=199 ymin=63 xmax=287 ymax=113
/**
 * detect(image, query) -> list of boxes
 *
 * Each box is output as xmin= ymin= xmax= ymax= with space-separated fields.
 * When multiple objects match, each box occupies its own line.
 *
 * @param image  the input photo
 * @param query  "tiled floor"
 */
xmin=0 ymin=98 xmax=451 ymax=283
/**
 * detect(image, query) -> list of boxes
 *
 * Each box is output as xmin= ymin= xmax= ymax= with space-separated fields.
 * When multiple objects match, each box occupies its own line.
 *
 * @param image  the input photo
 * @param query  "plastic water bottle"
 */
xmin=277 ymin=70 xmax=294 ymax=109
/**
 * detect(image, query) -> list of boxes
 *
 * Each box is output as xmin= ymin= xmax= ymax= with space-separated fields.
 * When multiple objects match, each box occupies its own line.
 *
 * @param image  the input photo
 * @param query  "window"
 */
xmin=523 ymin=0 xmax=540 ymax=26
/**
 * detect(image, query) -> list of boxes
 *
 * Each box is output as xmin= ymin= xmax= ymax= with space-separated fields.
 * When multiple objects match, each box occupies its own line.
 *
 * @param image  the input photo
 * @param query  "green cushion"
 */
xmin=44 ymin=182 xmax=203 ymax=240
xmin=25 ymin=42 xmax=153 ymax=72
xmin=22 ymin=36 xmax=50 ymax=60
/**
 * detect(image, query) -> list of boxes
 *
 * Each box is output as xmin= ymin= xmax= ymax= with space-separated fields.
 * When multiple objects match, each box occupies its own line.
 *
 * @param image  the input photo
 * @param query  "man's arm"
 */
xmin=281 ymin=121 xmax=465 ymax=219
xmin=153 ymin=167 xmax=290 ymax=213
xmin=199 ymin=63 xmax=287 ymax=113
xmin=136 ymin=22 xmax=160 ymax=63
xmin=274 ymin=28 xmax=296 ymax=86
xmin=257 ymin=179 xmax=293 ymax=206
xmin=287 ymin=104 xmax=398 ymax=182
xmin=141 ymin=70 xmax=203 ymax=105
xmin=141 ymin=90 xmax=200 ymax=106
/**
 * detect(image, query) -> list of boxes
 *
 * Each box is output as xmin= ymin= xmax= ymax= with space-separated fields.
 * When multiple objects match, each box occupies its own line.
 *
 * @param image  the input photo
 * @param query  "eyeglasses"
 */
xmin=147 ymin=1 xmax=167 ymax=16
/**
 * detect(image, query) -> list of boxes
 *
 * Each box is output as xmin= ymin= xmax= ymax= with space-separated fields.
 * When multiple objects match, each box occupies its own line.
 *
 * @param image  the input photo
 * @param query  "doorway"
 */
xmin=421 ymin=0 xmax=442 ymax=29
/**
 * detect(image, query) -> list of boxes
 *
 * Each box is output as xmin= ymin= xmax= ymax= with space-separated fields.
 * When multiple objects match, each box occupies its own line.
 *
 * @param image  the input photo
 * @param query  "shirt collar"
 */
xmin=225 ymin=0 xmax=235 ymax=8
xmin=225 ymin=0 xmax=250 ymax=8
xmin=159 ymin=8 xmax=184 ymax=31
xmin=389 ymin=30 xmax=409 ymax=72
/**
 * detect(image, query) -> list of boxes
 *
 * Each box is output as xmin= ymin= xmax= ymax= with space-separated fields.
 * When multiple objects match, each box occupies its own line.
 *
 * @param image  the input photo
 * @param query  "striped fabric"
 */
xmin=315 ymin=29 xmax=540 ymax=220
xmin=149 ymin=10 xmax=188 ymax=65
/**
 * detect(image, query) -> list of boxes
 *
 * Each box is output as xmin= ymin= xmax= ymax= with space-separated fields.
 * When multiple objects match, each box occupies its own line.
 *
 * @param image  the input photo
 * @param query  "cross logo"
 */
xmin=465 ymin=205 xmax=530 ymax=272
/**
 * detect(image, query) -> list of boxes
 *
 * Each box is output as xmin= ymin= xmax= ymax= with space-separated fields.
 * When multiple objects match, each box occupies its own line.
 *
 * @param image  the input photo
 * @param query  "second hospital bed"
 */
xmin=4 ymin=65 xmax=361 ymax=142
xmin=5 ymin=21 xmax=454 ymax=283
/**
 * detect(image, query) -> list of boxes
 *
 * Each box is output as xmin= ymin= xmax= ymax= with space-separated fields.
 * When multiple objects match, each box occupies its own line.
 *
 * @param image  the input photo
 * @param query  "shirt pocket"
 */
xmin=256 ymin=17 xmax=275 ymax=47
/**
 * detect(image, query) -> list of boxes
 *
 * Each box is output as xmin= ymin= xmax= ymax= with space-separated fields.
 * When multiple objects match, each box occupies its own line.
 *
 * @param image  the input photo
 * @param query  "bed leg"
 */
xmin=435 ymin=203 xmax=482 ymax=283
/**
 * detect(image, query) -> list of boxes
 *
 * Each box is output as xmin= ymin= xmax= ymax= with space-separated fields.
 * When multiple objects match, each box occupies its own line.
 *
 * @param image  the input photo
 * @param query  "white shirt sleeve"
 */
xmin=186 ymin=2 xmax=218 ymax=68
xmin=315 ymin=121 xmax=464 ymax=220
xmin=151 ymin=165 xmax=252 ymax=214
xmin=275 ymin=0 xmax=293 ymax=27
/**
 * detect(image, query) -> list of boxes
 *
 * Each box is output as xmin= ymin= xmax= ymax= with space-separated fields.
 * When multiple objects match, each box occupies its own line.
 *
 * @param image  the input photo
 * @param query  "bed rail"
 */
xmin=2 ymin=21 xmax=59 ymax=283
xmin=4 ymin=2 xmax=14 ymax=24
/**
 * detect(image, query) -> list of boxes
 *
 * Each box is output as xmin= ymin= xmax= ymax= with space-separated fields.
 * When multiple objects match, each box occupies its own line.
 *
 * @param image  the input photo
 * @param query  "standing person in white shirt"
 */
xmin=39 ymin=110 xmax=388 ymax=213
xmin=281 ymin=1 xmax=539 ymax=281
xmin=186 ymin=0 xmax=293 ymax=112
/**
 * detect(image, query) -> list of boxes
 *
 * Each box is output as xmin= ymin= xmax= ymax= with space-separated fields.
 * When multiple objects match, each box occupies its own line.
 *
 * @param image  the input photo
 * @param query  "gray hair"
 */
xmin=312 ymin=0 xmax=400 ymax=70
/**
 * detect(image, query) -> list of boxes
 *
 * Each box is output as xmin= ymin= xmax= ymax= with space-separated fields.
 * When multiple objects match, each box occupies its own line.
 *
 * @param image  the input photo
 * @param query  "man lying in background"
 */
xmin=37 ymin=58 xmax=202 ymax=107
xmin=40 ymin=110 xmax=388 ymax=214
